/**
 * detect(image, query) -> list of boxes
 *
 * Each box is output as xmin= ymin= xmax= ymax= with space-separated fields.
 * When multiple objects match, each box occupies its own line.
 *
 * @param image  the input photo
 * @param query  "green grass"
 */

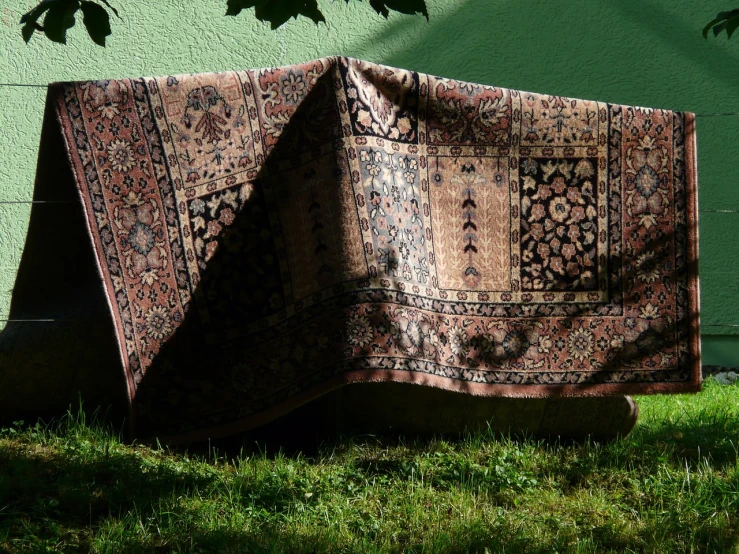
xmin=1 ymin=378 xmax=738 ymax=553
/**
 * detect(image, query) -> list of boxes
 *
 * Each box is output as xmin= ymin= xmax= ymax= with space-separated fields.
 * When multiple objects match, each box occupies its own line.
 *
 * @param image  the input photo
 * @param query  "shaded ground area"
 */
xmin=0 ymin=379 xmax=737 ymax=553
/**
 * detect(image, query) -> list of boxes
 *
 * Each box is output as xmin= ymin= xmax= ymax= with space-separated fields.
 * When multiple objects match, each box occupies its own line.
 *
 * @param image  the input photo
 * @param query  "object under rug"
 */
xmin=45 ymin=57 xmax=699 ymax=441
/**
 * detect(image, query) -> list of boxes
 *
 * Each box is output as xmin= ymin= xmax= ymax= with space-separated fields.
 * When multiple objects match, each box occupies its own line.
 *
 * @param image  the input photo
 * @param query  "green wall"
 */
xmin=1 ymin=0 xmax=738 ymax=365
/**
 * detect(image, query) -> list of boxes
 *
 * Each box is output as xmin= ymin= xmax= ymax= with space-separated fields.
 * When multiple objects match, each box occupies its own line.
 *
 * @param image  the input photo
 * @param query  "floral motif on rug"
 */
xmin=50 ymin=57 xmax=700 ymax=440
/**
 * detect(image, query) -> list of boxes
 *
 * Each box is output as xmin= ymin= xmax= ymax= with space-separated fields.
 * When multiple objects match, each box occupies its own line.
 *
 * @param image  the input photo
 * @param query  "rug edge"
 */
xmin=684 ymin=111 xmax=702 ymax=391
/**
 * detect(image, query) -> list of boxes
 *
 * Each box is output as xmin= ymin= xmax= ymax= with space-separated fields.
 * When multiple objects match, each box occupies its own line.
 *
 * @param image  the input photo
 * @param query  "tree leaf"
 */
xmin=713 ymin=20 xmax=728 ymax=37
xmin=227 ymin=0 xmax=428 ymax=28
xmin=254 ymin=1 xmax=302 ymax=29
xmin=716 ymin=9 xmax=739 ymax=19
xmin=295 ymin=0 xmax=326 ymax=26
xmin=98 ymin=0 xmax=120 ymax=19
xmin=20 ymin=1 xmax=53 ymax=24
xmin=23 ymin=0 xmax=429 ymax=46
xmin=367 ymin=0 xmax=428 ymax=19
xmin=703 ymin=9 xmax=739 ymax=39
xmin=80 ymin=1 xmax=111 ymax=46
xmin=43 ymin=0 xmax=80 ymax=44
xmin=702 ymin=17 xmax=722 ymax=39
xmin=225 ymin=0 xmax=251 ymax=17
xmin=21 ymin=22 xmax=37 ymax=43
xmin=20 ymin=0 xmax=55 ymax=43
xmin=226 ymin=0 xmax=326 ymax=28
xmin=725 ymin=13 xmax=739 ymax=38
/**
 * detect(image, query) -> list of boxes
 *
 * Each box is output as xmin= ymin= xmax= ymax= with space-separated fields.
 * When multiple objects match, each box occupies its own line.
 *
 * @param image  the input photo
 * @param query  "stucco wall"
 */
xmin=1 ymin=0 xmax=738 ymax=365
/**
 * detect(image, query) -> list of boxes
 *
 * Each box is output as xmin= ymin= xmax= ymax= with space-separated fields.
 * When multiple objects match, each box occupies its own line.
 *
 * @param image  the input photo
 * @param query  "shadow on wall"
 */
xmin=0 ymin=95 xmax=128 ymax=426
xmin=371 ymin=0 xmax=739 ymax=107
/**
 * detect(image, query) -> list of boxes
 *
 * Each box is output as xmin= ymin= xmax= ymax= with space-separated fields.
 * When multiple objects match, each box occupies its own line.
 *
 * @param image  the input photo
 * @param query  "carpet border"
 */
xmin=51 ymin=84 xmax=137 ymax=438
xmin=685 ymin=112 xmax=702 ymax=391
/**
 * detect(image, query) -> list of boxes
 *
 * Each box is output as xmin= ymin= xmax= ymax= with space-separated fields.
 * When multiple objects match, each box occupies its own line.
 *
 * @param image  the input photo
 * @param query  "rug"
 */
xmin=48 ymin=56 xmax=700 ymax=441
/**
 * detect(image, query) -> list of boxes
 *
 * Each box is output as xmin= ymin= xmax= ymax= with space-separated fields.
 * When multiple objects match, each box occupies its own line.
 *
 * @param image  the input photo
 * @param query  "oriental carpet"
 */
xmin=48 ymin=57 xmax=700 ymax=440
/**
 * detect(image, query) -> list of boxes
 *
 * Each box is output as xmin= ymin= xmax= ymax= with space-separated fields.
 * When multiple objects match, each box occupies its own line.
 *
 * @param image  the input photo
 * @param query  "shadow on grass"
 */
xmin=0 ymin=443 xmax=212 ymax=527
xmin=0 ymin=437 xmax=529 ymax=553
xmin=628 ymin=415 xmax=739 ymax=469
xmin=2 ymin=399 xmax=738 ymax=554
xmin=0 ymin=439 xmax=331 ymax=552
xmin=0 ymin=434 xmax=669 ymax=554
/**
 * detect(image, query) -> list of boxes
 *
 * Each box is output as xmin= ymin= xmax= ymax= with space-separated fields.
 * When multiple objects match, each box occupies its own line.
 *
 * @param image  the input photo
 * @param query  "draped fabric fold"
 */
xmin=48 ymin=56 xmax=700 ymax=441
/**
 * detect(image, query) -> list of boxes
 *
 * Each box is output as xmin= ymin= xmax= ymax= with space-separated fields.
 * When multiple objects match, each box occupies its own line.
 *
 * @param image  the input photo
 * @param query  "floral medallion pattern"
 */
xmin=54 ymin=57 xmax=700 ymax=439
xmin=359 ymin=148 xmax=429 ymax=284
xmin=154 ymin=72 xmax=258 ymax=189
xmin=520 ymin=157 xmax=599 ymax=291
xmin=340 ymin=57 xmax=419 ymax=143
xmin=114 ymin=191 xmax=168 ymax=287
xmin=427 ymin=77 xmax=511 ymax=145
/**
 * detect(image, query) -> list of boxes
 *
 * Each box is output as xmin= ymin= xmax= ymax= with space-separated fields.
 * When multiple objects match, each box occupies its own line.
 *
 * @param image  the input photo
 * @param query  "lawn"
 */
xmin=1 ymin=378 xmax=738 ymax=553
